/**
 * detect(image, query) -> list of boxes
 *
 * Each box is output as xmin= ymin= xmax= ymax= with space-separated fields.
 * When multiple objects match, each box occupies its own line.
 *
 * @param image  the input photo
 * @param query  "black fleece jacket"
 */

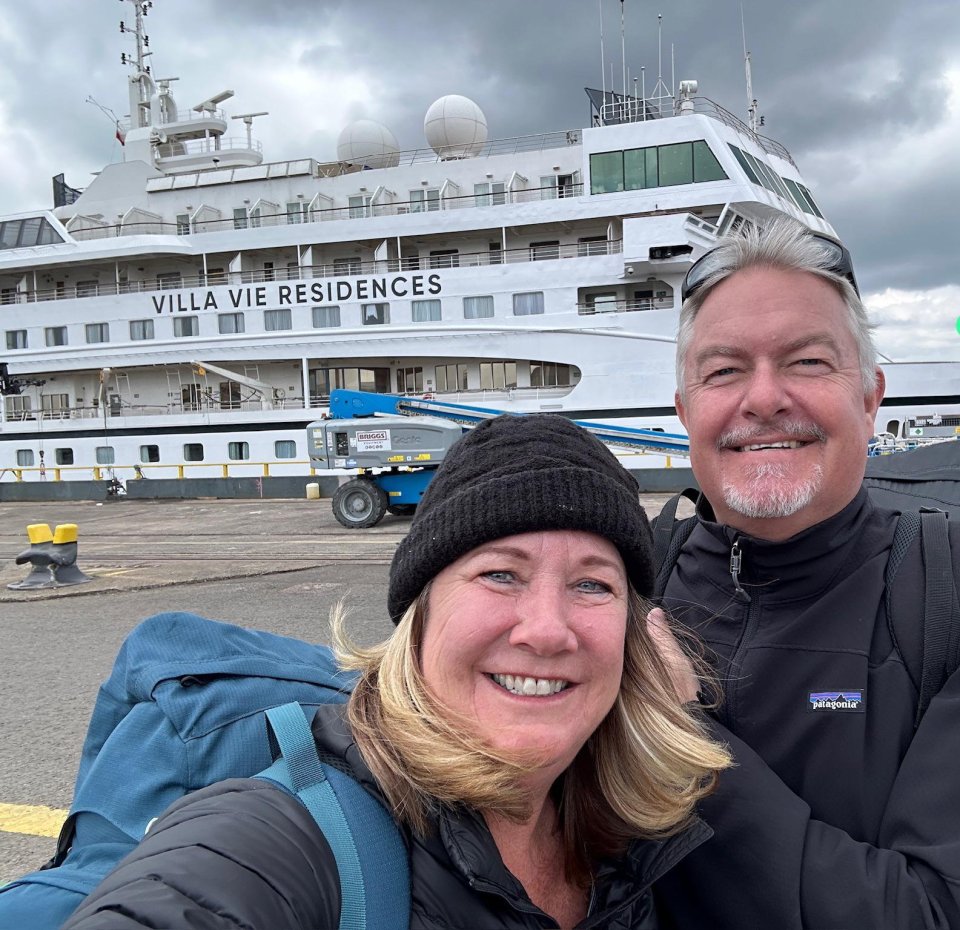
xmin=654 ymin=488 xmax=960 ymax=930
xmin=64 ymin=704 xmax=711 ymax=930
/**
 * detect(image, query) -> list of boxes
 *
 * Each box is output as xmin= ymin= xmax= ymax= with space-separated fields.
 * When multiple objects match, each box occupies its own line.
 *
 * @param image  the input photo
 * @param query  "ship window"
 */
xmin=429 ymin=249 xmax=459 ymax=268
xmin=129 ymin=319 xmax=155 ymax=341
xmin=781 ymin=176 xmax=812 ymax=212
xmin=530 ymin=361 xmax=577 ymax=388
xmin=262 ymin=262 xmax=275 ymax=282
xmin=412 ymin=299 xmax=441 ymax=322
xmin=692 ymin=141 xmax=727 ymax=181
xmin=333 ymin=258 xmax=361 ymax=276
xmin=488 ymin=242 xmax=503 ymax=264
xmin=76 ymin=280 xmax=99 ymax=297
xmin=5 ymin=329 xmax=27 ymax=349
xmin=590 ymin=151 xmax=625 ymax=194
xmin=220 ymin=382 xmax=242 ymax=409
xmin=183 ymin=443 xmax=204 ymax=462
xmin=797 ymin=182 xmax=824 ymax=218
xmin=474 ymin=181 xmax=506 ymax=206
xmin=658 ymin=143 xmax=694 ymax=186
xmin=264 ymin=308 xmax=292 ymax=331
xmin=397 ymin=367 xmax=424 ymax=394
xmin=435 ymin=363 xmax=468 ymax=393
xmin=348 ymin=195 xmax=372 ymax=219
xmin=0 ymin=216 xmax=64 ymax=250
xmin=513 ymin=291 xmax=544 ymax=316
xmin=176 ymin=214 xmax=191 ymax=235
xmin=744 ymin=150 xmax=778 ymax=194
xmin=578 ymin=236 xmax=609 ymax=256
xmin=228 ymin=441 xmax=250 ymax=461
xmin=140 ymin=445 xmax=160 ymax=463
xmin=55 ymin=448 xmax=74 ymax=466
xmin=727 ymin=144 xmax=761 ymax=184
xmin=96 ymin=446 xmax=115 ymax=465
xmin=312 ymin=305 xmax=341 ymax=328
xmin=16 ymin=449 xmax=34 ymax=466
xmin=6 ymin=396 xmax=32 ymax=418
xmin=218 ymin=312 xmax=245 ymax=334
xmin=181 ymin=384 xmax=203 ymax=411
xmin=204 ymin=267 xmax=227 ymax=285
xmin=409 ymin=188 xmax=440 ymax=213
xmin=173 ymin=315 xmax=199 ymax=337
xmin=85 ymin=323 xmax=109 ymax=344
xmin=157 ymin=271 xmax=182 ymax=290
xmin=41 ymin=394 xmax=70 ymax=417
xmin=275 ymin=440 xmax=297 ymax=458
xmin=479 ymin=361 xmax=518 ymax=390
xmin=362 ymin=303 xmax=390 ymax=325
xmin=530 ymin=241 xmax=560 ymax=261
xmin=540 ymin=176 xmax=558 ymax=200
xmin=286 ymin=202 xmax=308 ymax=224
xmin=464 ymin=295 xmax=494 ymax=319
xmin=233 ymin=208 xmax=248 ymax=230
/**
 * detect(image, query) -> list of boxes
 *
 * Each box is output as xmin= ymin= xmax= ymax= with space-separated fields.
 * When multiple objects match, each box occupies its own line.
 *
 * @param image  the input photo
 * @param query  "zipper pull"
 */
xmin=730 ymin=539 xmax=751 ymax=601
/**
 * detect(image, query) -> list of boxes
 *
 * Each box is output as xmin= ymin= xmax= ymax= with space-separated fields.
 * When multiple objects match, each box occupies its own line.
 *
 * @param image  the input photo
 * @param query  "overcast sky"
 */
xmin=1 ymin=0 xmax=957 ymax=360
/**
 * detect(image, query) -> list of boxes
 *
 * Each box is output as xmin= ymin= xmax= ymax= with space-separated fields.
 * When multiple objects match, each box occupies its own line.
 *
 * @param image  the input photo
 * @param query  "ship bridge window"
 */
xmin=436 ymin=363 xmax=468 ymax=393
xmin=464 ymin=295 xmax=494 ymax=319
xmin=5 ymin=329 xmax=27 ymax=349
xmin=96 ymin=446 xmax=115 ymax=465
xmin=129 ymin=319 xmax=155 ymax=341
xmin=173 ymin=315 xmax=199 ymax=337
xmin=0 ymin=216 xmax=63 ymax=251
xmin=513 ymin=292 xmax=545 ymax=316
xmin=218 ymin=312 xmax=245 ymax=335
xmin=275 ymin=440 xmax=297 ymax=459
xmin=265 ymin=308 xmax=292 ymax=331
xmin=362 ymin=303 xmax=390 ymax=325
xmin=312 ymin=305 xmax=341 ymax=328
xmin=474 ymin=181 xmax=506 ymax=206
xmin=412 ymin=299 xmax=441 ymax=322
xmin=85 ymin=323 xmax=109 ymax=344
xmin=590 ymin=140 xmax=727 ymax=194
xmin=479 ymin=361 xmax=518 ymax=390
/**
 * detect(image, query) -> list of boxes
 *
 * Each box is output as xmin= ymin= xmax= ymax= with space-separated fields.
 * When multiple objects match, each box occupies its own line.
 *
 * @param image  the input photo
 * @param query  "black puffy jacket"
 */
xmin=655 ymin=489 xmax=960 ymax=930
xmin=64 ymin=704 xmax=711 ymax=929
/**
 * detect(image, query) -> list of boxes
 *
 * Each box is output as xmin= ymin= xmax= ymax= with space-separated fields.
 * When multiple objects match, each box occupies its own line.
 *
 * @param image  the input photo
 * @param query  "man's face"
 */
xmin=676 ymin=267 xmax=884 ymax=541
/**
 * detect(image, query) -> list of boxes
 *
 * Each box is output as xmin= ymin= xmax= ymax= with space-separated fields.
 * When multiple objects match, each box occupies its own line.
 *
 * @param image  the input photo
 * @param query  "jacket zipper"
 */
xmin=718 ymin=536 xmax=760 ymax=729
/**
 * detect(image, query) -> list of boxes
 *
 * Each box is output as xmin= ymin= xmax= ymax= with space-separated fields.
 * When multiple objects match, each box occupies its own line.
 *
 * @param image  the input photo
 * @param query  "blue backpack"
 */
xmin=0 ymin=612 xmax=409 ymax=930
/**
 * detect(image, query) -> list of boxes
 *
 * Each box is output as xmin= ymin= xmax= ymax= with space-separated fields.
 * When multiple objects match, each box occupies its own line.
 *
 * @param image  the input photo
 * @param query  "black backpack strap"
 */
xmin=652 ymin=488 xmax=701 ymax=598
xmin=885 ymin=509 xmax=959 ymax=728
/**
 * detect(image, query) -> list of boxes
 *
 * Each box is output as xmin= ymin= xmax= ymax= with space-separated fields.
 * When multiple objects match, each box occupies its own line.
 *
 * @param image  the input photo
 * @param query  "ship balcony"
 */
xmin=577 ymin=296 xmax=674 ymax=315
xmin=155 ymin=136 xmax=263 ymax=172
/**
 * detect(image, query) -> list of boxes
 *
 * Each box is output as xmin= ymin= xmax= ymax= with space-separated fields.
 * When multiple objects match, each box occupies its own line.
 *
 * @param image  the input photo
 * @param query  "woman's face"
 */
xmin=419 ymin=529 xmax=628 ymax=782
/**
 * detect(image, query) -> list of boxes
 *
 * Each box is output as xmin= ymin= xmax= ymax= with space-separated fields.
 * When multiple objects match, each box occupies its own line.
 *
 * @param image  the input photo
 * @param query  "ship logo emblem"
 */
xmin=808 ymin=690 xmax=864 ymax=713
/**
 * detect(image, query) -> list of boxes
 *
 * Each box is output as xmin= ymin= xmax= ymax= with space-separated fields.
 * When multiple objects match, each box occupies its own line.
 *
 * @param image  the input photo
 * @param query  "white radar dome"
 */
xmin=336 ymin=120 xmax=400 ymax=169
xmin=424 ymin=95 xmax=488 ymax=159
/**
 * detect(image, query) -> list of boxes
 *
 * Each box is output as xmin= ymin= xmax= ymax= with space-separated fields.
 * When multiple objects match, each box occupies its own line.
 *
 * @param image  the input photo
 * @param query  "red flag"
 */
xmin=116 ymin=124 xmax=126 ymax=146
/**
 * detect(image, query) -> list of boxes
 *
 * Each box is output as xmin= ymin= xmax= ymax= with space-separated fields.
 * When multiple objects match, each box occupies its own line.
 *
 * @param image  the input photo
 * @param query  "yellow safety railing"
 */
xmin=2 ymin=462 xmax=318 ymax=482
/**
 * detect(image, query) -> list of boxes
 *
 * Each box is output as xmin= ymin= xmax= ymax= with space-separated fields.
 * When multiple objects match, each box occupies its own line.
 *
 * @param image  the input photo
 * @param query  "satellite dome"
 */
xmin=336 ymin=120 xmax=400 ymax=169
xmin=424 ymin=95 xmax=488 ymax=159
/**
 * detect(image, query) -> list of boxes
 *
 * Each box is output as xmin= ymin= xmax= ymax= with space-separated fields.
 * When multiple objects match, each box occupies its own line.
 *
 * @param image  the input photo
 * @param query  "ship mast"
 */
xmin=120 ymin=0 xmax=155 ymax=131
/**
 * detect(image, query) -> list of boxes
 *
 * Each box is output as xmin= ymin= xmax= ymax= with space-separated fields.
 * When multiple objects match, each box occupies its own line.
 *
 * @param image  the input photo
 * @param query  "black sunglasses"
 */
xmin=681 ymin=231 xmax=860 ymax=302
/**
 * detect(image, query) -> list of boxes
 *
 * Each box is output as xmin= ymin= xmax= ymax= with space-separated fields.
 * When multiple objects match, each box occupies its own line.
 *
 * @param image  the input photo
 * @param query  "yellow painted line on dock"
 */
xmin=0 ymin=802 xmax=67 ymax=838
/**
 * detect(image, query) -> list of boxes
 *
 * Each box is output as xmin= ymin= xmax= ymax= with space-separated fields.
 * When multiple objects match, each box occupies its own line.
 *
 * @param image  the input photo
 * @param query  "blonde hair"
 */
xmin=332 ymin=584 xmax=731 ymax=884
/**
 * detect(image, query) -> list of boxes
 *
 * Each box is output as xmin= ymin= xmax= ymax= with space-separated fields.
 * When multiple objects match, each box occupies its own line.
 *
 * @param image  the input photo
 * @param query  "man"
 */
xmin=653 ymin=218 xmax=960 ymax=930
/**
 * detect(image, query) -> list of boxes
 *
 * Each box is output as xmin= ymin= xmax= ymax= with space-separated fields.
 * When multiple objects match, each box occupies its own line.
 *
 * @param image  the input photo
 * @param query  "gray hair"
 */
xmin=675 ymin=218 xmax=878 ymax=401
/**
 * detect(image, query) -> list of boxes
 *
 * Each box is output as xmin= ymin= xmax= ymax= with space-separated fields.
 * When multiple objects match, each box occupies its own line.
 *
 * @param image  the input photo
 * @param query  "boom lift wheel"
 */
xmin=332 ymin=478 xmax=388 ymax=529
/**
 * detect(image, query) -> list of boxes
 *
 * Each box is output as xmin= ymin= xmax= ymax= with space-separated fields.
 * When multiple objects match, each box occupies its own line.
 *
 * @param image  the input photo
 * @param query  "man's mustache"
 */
xmin=717 ymin=420 xmax=827 ymax=450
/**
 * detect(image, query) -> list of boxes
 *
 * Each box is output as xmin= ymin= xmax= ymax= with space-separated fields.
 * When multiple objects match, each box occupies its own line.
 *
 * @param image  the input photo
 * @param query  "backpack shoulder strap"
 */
xmin=885 ymin=510 xmax=960 ymax=728
xmin=258 ymin=703 xmax=410 ymax=930
xmin=652 ymin=488 xmax=701 ymax=598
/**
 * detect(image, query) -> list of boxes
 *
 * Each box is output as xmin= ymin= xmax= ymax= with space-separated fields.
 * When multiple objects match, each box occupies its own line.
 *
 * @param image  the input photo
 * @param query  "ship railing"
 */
xmin=0 ymin=461 xmax=314 ymax=483
xmin=11 ymin=239 xmax=622 ymax=303
xmin=4 ymin=398 xmax=306 ymax=422
xmin=155 ymin=137 xmax=263 ymax=158
xmin=577 ymin=296 xmax=674 ymax=315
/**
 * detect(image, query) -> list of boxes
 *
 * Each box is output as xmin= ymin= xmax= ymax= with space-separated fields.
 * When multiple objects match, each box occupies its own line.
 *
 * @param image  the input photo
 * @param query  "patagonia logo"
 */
xmin=808 ymin=690 xmax=864 ymax=713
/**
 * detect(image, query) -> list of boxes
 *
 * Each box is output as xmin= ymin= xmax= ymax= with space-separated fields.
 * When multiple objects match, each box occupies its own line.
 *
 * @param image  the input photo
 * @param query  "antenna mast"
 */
xmin=741 ymin=3 xmax=759 ymax=132
xmin=620 ymin=0 xmax=627 ymax=98
xmin=599 ymin=0 xmax=606 ymax=103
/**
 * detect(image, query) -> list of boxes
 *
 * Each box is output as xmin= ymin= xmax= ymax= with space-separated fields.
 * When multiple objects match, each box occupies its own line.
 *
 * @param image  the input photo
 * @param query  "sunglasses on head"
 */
xmin=681 ymin=231 xmax=860 ymax=302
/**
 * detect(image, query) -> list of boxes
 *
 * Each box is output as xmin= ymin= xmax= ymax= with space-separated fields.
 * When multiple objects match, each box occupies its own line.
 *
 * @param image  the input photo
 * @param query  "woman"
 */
xmin=64 ymin=414 xmax=730 ymax=930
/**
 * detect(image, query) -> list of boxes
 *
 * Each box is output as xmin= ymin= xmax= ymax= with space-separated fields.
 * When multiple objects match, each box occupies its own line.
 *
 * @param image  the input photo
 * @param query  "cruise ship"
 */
xmin=2 ymin=1 xmax=957 ymax=483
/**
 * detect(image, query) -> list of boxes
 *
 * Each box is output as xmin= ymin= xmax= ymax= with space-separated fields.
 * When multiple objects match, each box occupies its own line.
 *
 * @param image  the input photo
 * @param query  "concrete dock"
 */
xmin=0 ymin=493 xmax=680 ymax=885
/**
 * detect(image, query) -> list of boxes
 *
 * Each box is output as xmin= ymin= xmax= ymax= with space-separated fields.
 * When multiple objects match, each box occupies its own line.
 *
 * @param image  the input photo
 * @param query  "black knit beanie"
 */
xmin=387 ymin=414 xmax=654 ymax=622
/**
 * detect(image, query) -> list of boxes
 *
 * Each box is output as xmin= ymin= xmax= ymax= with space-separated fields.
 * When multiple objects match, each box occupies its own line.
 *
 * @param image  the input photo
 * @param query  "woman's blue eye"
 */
xmin=577 ymin=579 xmax=611 ymax=594
xmin=483 ymin=570 xmax=514 ymax=583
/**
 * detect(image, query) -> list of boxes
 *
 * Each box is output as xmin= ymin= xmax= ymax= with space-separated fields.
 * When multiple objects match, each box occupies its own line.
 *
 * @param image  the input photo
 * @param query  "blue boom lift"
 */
xmin=307 ymin=389 xmax=690 ymax=528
